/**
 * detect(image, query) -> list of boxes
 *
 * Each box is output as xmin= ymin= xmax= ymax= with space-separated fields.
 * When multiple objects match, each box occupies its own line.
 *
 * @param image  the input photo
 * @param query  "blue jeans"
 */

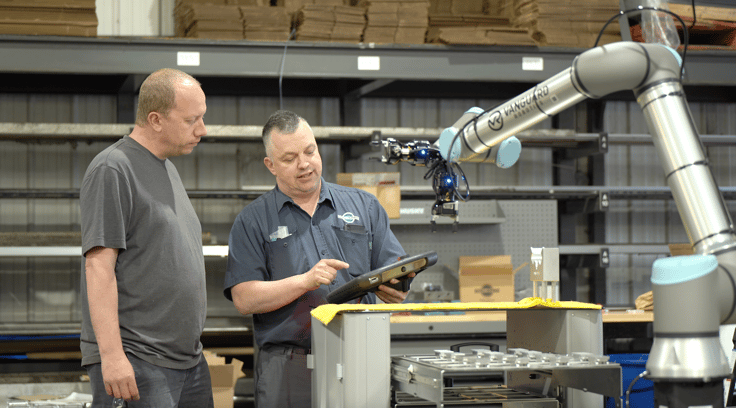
xmin=85 ymin=353 xmax=214 ymax=408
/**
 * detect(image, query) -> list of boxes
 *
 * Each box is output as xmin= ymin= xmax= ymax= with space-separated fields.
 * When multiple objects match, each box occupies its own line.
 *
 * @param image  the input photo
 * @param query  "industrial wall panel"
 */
xmin=28 ymin=95 xmax=74 ymax=123
xmin=29 ymin=259 xmax=79 ymax=322
xmin=0 ymin=94 xmax=117 ymax=123
xmin=179 ymin=95 xmax=343 ymax=127
xmin=70 ymin=95 xmax=118 ymax=124
xmin=0 ymin=94 xmax=30 ymax=122
xmin=0 ymin=260 xmax=29 ymax=323
xmin=96 ymin=0 xmax=167 ymax=37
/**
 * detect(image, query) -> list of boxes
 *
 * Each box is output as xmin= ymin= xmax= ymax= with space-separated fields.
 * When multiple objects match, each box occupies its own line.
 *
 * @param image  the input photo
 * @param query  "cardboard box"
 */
xmin=668 ymin=243 xmax=694 ymax=256
xmin=458 ymin=255 xmax=514 ymax=302
xmin=204 ymin=351 xmax=244 ymax=408
xmin=336 ymin=172 xmax=401 ymax=219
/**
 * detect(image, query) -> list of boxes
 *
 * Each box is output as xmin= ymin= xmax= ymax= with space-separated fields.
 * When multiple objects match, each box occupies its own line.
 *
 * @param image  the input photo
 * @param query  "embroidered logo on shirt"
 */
xmin=338 ymin=212 xmax=360 ymax=224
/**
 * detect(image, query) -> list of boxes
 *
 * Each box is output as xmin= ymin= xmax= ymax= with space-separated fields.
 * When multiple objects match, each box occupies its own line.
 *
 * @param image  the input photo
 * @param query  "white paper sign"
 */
xmin=177 ymin=51 xmax=200 ymax=67
xmin=358 ymin=56 xmax=380 ymax=71
xmin=522 ymin=57 xmax=544 ymax=71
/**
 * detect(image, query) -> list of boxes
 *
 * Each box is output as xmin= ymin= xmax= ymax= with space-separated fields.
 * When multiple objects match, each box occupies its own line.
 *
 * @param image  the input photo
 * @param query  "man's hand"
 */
xmin=303 ymin=259 xmax=349 ymax=290
xmin=101 ymin=353 xmax=139 ymax=401
xmin=375 ymin=272 xmax=416 ymax=303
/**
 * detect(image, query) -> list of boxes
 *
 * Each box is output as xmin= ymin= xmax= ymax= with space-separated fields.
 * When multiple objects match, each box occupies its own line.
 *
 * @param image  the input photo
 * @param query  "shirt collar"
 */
xmin=274 ymin=178 xmax=335 ymax=211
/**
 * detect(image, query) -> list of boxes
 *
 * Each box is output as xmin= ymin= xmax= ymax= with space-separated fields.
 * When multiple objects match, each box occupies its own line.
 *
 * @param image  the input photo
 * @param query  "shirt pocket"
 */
xmin=265 ymin=233 xmax=304 ymax=281
xmin=332 ymin=225 xmax=371 ymax=277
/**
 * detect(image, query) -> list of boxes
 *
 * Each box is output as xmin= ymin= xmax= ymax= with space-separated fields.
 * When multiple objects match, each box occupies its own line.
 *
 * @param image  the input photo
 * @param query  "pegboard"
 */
xmin=391 ymin=200 xmax=557 ymax=301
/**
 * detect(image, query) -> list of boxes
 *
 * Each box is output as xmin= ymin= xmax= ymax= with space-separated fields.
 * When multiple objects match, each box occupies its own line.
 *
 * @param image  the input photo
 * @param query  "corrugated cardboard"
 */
xmin=204 ymin=351 xmax=244 ymax=408
xmin=336 ymin=172 xmax=401 ymax=219
xmin=458 ymin=255 xmax=514 ymax=302
xmin=0 ymin=0 xmax=95 ymax=9
xmin=668 ymin=243 xmax=694 ymax=256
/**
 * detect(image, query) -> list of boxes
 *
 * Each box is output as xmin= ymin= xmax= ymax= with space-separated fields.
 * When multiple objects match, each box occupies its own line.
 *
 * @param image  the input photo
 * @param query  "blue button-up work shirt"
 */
xmin=224 ymin=178 xmax=405 ymax=349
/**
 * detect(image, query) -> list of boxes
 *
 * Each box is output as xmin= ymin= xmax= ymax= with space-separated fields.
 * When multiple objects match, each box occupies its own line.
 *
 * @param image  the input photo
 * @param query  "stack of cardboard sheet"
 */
xmin=362 ymin=1 xmax=398 ymax=43
xmin=660 ymin=3 xmax=736 ymax=50
xmin=669 ymin=3 xmax=736 ymax=24
xmin=331 ymin=5 xmax=365 ymax=42
xmin=396 ymin=1 xmax=430 ymax=44
xmin=182 ymin=3 xmax=244 ymax=39
xmin=175 ymin=0 xmax=267 ymax=39
xmin=430 ymin=0 xmax=482 ymax=14
xmin=426 ymin=0 xmax=533 ymax=45
xmin=277 ymin=0 xmax=310 ymax=16
xmin=241 ymin=6 xmax=292 ymax=41
xmin=295 ymin=4 xmax=335 ymax=41
xmin=175 ymin=0 xmax=247 ymax=39
xmin=358 ymin=0 xmax=430 ymax=44
xmin=295 ymin=4 xmax=365 ymax=42
xmin=277 ymin=0 xmax=345 ymax=22
xmin=0 ymin=0 xmax=97 ymax=37
xmin=427 ymin=25 xmax=534 ymax=45
xmin=503 ymin=0 xmax=621 ymax=48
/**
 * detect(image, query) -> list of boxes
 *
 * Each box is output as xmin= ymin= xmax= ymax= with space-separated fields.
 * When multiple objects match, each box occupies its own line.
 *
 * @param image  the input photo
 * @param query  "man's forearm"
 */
xmin=232 ymin=276 xmax=307 ymax=315
xmin=85 ymin=248 xmax=125 ymax=359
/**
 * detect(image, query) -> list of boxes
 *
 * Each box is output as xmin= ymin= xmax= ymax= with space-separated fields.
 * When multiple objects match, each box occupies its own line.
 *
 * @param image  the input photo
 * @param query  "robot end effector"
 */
xmin=372 ymin=111 xmax=522 ymax=231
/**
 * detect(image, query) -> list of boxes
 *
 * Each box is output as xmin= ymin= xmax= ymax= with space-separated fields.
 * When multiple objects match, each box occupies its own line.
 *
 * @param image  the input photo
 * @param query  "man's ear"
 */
xmin=264 ymin=156 xmax=277 ymax=176
xmin=148 ymin=111 xmax=163 ymax=132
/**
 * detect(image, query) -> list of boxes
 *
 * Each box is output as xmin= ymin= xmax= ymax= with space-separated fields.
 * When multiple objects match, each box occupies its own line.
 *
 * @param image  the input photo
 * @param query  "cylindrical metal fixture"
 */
xmin=637 ymin=80 xmax=736 ymax=255
xmin=646 ymin=255 xmax=729 ymax=381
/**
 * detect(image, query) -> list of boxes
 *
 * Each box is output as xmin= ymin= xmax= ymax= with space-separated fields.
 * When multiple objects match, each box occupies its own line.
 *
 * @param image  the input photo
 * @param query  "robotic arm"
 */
xmin=379 ymin=40 xmax=736 ymax=407
xmin=441 ymin=41 xmax=736 ymax=406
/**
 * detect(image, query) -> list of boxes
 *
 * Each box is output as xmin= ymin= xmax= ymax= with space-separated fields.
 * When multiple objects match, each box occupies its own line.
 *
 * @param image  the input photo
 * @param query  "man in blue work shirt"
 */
xmin=224 ymin=110 xmax=411 ymax=407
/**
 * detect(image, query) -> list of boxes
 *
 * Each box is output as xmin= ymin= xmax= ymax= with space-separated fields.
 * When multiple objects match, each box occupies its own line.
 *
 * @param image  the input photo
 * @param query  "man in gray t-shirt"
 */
xmin=80 ymin=68 xmax=212 ymax=407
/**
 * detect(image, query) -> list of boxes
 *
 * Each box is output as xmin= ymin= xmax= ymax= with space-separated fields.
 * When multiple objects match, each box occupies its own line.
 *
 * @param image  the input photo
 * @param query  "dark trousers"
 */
xmin=85 ymin=353 xmax=214 ymax=408
xmin=256 ymin=345 xmax=311 ymax=408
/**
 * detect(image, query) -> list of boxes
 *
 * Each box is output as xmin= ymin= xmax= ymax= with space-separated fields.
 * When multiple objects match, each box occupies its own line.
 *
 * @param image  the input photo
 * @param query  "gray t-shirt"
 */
xmin=79 ymin=135 xmax=206 ymax=370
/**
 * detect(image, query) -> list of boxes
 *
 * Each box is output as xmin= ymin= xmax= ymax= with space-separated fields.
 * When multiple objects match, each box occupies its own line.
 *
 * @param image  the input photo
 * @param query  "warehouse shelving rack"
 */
xmin=2 ymin=35 xmax=736 ymax=305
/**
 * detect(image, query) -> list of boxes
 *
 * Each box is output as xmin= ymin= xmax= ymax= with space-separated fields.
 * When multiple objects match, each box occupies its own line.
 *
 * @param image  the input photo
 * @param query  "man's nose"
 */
xmin=197 ymin=118 xmax=207 ymax=137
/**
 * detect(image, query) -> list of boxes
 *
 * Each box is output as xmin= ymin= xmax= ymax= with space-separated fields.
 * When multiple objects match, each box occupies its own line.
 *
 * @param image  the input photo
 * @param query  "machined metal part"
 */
xmin=647 ymin=335 xmax=728 ymax=381
xmin=637 ymin=80 xmax=736 ymax=256
xmin=647 ymin=256 xmax=730 ymax=380
xmin=393 ymin=387 xmax=559 ymax=407
xmin=391 ymin=349 xmax=620 ymax=407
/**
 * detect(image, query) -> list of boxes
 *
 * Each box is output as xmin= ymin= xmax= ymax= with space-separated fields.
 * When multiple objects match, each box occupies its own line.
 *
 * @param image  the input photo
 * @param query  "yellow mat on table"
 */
xmin=311 ymin=297 xmax=600 ymax=325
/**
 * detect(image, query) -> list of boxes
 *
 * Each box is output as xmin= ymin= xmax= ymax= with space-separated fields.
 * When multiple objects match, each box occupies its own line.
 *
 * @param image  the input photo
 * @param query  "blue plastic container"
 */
xmin=605 ymin=354 xmax=654 ymax=408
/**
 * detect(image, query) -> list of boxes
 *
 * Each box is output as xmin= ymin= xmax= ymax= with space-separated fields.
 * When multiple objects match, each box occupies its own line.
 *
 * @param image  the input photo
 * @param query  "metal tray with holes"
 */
xmin=391 ymin=348 xmax=621 ymax=407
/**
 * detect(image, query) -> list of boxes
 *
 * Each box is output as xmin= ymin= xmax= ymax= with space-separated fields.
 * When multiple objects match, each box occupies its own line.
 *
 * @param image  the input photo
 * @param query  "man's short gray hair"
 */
xmin=262 ymin=110 xmax=307 ymax=157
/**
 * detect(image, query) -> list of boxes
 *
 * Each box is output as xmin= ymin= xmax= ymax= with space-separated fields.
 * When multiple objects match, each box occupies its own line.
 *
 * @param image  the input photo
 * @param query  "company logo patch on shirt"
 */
xmin=338 ymin=212 xmax=360 ymax=223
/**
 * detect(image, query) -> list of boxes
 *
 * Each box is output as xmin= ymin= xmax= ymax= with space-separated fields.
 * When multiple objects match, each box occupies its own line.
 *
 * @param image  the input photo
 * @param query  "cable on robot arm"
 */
xmin=422 ymin=158 xmax=470 ymax=203
xmin=596 ymin=6 xmax=690 ymax=81
xmin=449 ymin=161 xmax=470 ymax=202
